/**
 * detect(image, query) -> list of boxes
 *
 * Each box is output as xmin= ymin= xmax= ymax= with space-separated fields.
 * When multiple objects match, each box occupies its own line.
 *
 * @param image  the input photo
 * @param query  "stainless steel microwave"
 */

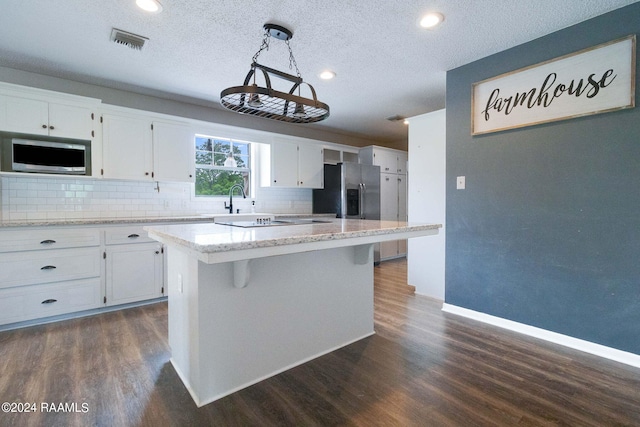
xmin=1 ymin=137 xmax=92 ymax=175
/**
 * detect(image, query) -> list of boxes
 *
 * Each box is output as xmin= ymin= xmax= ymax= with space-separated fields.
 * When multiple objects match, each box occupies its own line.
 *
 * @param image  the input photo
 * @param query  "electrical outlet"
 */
xmin=457 ymin=176 xmax=466 ymax=190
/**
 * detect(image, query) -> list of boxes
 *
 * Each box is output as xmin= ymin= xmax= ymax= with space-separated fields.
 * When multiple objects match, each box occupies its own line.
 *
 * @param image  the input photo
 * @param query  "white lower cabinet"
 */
xmin=0 ymin=247 xmax=102 ymax=289
xmin=0 ymin=223 xmax=166 ymax=327
xmin=104 ymin=225 xmax=164 ymax=306
xmin=0 ymin=226 xmax=103 ymax=326
xmin=105 ymin=242 xmax=164 ymax=306
xmin=0 ymin=278 xmax=102 ymax=325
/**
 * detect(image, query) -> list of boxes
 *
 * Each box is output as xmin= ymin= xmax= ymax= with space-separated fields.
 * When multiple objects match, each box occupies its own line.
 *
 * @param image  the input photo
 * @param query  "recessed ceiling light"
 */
xmin=319 ymin=70 xmax=336 ymax=80
xmin=419 ymin=12 xmax=444 ymax=29
xmin=136 ymin=0 xmax=163 ymax=13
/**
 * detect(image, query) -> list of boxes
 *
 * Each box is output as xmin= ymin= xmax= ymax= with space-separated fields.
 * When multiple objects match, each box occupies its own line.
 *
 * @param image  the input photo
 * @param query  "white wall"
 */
xmin=407 ymin=109 xmax=446 ymax=300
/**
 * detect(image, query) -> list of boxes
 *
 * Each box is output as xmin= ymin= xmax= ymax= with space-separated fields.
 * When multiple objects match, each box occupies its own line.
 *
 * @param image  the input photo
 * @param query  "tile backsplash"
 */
xmin=0 ymin=175 xmax=313 ymax=221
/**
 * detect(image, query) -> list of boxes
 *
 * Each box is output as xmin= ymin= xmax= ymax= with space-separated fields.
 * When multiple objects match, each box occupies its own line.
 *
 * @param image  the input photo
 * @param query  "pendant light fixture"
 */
xmin=220 ymin=24 xmax=330 ymax=124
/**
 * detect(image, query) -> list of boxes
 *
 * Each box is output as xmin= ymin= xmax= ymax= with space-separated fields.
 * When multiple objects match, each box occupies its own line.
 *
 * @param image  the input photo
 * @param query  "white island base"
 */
xmin=167 ymin=244 xmax=375 ymax=407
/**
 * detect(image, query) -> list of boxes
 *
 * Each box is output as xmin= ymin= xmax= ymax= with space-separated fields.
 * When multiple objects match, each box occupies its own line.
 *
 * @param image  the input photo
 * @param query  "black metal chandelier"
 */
xmin=220 ymin=24 xmax=330 ymax=124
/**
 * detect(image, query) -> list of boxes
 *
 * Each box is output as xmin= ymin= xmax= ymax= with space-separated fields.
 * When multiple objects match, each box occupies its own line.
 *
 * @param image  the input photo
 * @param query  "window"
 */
xmin=195 ymin=135 xmax=251 ymax=197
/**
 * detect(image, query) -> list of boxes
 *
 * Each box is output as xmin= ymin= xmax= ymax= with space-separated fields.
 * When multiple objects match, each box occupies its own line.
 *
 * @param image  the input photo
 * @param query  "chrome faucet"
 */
xmin=225 ymin=184 xmax=246 ymax=214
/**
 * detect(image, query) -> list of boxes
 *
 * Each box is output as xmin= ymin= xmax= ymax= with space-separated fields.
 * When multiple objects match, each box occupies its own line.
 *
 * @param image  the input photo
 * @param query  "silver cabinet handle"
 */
xmin=40 ymin=239 xmax=56 ymax=245
xmin=127 ymin=234 xmax=140 ymax=239
xmin=40 ymin=265 xmax=57 ymax=270
xmin=41 ymin=299 xmax=57 ymax=304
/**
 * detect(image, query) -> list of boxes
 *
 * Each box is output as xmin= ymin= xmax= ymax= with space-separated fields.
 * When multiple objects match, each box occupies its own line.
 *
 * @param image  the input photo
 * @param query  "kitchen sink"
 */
xmin=214 ymin=219 xmax=332 ymax=228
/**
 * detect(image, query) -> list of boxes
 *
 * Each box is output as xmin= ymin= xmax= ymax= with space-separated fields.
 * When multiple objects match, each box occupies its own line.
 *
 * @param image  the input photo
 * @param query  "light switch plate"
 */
xmin=457 ymin=176 xmax=466 ymax=190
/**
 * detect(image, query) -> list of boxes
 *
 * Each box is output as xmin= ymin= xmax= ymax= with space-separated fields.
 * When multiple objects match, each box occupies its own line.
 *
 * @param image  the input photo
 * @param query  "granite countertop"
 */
xmin=145 ymin=219 xmax=441 ymax=263
xmin=0 ymin=213 xmax=335 ymax=228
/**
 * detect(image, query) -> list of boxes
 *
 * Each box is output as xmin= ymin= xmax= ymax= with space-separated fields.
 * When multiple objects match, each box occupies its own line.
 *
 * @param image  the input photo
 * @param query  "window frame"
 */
xmin=194 ymin=134 xmax=253 ymax=198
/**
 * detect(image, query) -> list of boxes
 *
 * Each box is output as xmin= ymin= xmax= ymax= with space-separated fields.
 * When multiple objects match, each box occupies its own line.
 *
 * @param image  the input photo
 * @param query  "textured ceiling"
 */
xmin=0 ymin=0 xmax=638 ymax=144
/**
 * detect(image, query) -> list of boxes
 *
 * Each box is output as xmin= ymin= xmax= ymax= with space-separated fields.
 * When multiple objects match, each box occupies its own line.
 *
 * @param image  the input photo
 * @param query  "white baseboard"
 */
xmin=442 ymin=303 xmax=640 ymax=369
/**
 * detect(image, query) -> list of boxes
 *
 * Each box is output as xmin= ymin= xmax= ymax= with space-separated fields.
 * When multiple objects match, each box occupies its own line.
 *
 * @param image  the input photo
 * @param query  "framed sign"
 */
xmin=472 ymin=35 xmax=636 ymax=135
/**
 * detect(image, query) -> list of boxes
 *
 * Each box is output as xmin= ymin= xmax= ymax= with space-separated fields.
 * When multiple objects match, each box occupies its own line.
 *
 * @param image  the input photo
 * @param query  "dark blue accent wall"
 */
xmin=445 ymin=3 xmax=640 ymax=355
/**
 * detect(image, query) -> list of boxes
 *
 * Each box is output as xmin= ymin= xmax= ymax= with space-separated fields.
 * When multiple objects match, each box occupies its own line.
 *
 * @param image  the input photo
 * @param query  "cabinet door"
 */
xmin=102 ymin=114 xmax=153 ymax=180
xmin=396 ymin=152 xmax=408 ymax=174
xmin=152 ymin=121 xmax=195 ymax=183
xmin=380 ymin=172 xmax=399 ymax=260
xmin=105 ymin=243 xmax=163 ymax=306
xmin=0 ymin=95 xmax=49 ymax=136
xmin=48 ymin=103 xmax=94 ymax=140
xmin=270 ymin=141 xmax=299 ymax=187
xmin=380 ymin=173 xmax=399 ymax=221
xmin=297 ymin=144 xmax=323 ymax=188
xmin=373 ymin=149 xmax=398 ymax=174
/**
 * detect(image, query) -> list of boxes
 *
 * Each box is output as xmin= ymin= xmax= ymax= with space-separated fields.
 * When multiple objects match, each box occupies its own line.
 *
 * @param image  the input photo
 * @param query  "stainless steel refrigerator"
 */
xmin=313 ymin=163 xmax=381 ymax=260
xmin=313 ymin=163 xmax=381 ymax=219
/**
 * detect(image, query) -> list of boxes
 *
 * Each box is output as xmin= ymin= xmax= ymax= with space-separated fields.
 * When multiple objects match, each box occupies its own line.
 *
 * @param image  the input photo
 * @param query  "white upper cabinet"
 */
xmin=359 ymin=146 xmax=407 ymax=175
xmin=260 ymin=140 xmax=324 ymax=188
xmin=0 ymin=94 xmax=94 ymax=140
xmin=48 ymin=103 xmax=94 ymax=140
xmin=101 ymin=113 xmax=153 ymax=180
xmin=322 ymin=147 xmax=359 ymax=165
xmin=152 ymin=121 xmax=195 ymax=183
xmin=297 ymin=144 xmax=324 ymax=188
xmin=376 ymin=149 xmax=399 ymax=174
xmin=102 ymin=113 xmax=194 ymax=183
xmin=270 ymin=141 xmax=299 ymax=187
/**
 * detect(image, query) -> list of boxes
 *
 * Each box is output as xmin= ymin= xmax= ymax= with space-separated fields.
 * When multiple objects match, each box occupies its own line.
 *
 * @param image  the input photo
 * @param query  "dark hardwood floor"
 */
xmin=1 ymin=258 xmax=639 ymax=426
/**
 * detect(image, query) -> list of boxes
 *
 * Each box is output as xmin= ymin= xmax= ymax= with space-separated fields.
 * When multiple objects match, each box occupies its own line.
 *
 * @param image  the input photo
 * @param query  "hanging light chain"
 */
xmin=251 ymin=25 xmax=303 ymax=79
xmin=251 ymin=28 xmax=271 ymax=64
xmin=285 ymin=39 xmax=302 ymax=78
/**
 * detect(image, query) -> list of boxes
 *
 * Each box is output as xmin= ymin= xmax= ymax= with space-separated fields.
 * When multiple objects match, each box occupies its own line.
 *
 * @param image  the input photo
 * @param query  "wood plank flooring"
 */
xmin=1 ymin=258 xmax=639 ymax=426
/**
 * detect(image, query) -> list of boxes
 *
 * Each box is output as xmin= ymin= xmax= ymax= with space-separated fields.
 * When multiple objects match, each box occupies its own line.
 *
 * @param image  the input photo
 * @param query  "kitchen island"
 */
xmin=145 ymin=218 xmax=441 ymax=407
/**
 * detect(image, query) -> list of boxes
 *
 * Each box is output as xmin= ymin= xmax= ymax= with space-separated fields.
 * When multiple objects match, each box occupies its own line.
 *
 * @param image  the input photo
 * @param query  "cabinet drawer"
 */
xmin=0 ymin=247 xmax=101 ymax=289
xmin=0 ymin=278 xmax=101 ymax=325
xmin=0 ymin=228 xmax=101 ymax=253
xmin=105 ymin=226 xmax=156 ymax=245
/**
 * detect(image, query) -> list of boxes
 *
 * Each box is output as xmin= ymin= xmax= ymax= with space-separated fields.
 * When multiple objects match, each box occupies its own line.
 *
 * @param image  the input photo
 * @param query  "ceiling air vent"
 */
xmin=110 ymin=28 xmax=148 ymax=50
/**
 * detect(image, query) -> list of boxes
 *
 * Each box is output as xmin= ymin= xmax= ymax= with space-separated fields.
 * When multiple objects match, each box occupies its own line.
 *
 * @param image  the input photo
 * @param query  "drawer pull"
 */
xmin=127 ymin=234 xmax=140 ymax=239
xmin=40 ymin=239 xmax=57 ymax=245
xmin=40 ymin=265 xmax=57 ymax=270
xmin=41 ymin=299 xmax=58 ymax=305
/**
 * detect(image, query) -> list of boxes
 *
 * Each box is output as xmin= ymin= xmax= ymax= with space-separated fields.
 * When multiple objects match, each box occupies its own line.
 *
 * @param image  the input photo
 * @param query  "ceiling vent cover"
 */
xmin=110 ymin=28 xmax=148 ymax=50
